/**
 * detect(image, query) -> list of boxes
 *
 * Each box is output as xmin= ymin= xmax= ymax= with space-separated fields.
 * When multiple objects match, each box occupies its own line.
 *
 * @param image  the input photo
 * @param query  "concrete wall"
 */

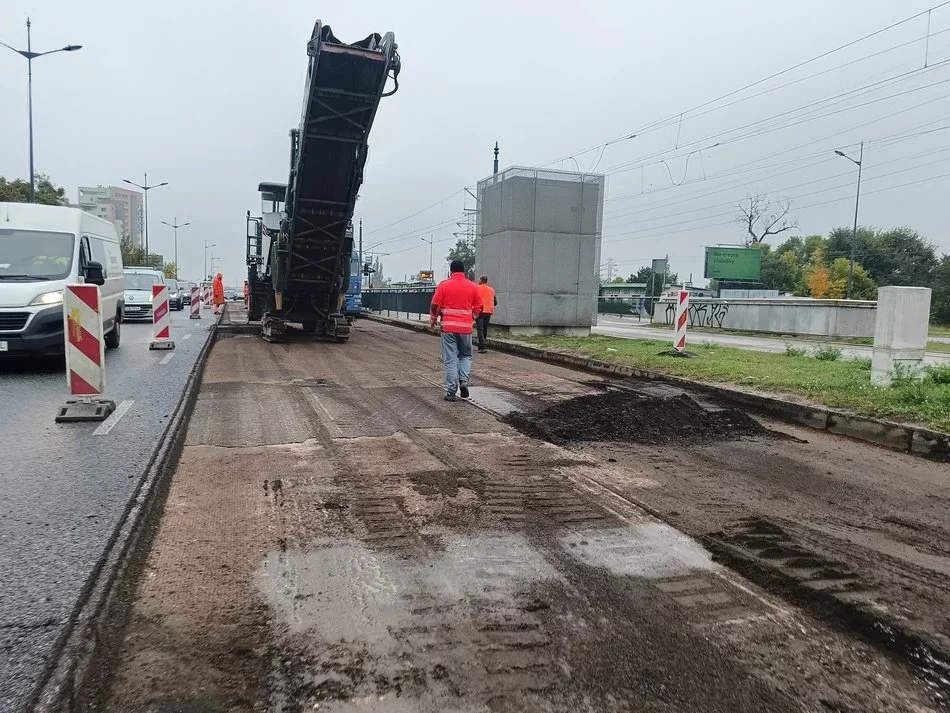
xmin=654 ymin=297 xmax=878 ymax=338
xmin=476 ymin=167 xmax=604 ymax=330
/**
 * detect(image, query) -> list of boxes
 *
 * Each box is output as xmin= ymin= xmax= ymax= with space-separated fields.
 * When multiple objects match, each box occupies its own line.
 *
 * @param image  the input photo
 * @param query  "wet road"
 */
xmin=92 ymin=320 xmax=943 ymax=712
xmin=0 ymin=309 xmax=211 ymax=712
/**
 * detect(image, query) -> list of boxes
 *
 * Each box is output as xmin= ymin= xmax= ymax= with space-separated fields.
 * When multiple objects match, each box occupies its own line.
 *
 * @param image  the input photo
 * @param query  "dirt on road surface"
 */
xmin=84 ymin=320 xmax=948 ymax=712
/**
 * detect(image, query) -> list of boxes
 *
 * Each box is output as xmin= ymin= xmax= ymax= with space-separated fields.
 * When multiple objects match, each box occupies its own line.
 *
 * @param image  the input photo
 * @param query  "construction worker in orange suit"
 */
xmin=476 ymin=275 xmax=497 ymax=353
xmin=243 ymin=280 xmax=250 ymax=309
xmin=212 ymin=273 xmax=225 ymax=315
xmin=430 ymin=260 xmax=482 ymax=401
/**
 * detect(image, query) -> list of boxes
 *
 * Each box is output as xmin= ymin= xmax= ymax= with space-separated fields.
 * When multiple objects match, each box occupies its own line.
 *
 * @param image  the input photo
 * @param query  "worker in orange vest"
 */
xmin=430 ymin=260 xmax=482 ymax=401
xmin=476 ymin=275 xmax=497 ymax=353
xmin=243 ymin=280 xmax=250 ymax=308
xmin=212 ymin=273 xmax=225 ymax=315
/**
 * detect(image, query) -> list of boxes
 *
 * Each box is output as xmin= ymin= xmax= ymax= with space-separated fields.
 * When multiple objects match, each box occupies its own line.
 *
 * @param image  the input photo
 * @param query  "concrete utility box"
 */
xmin=476 ymin=167 xmax=604 ymax=335
xmin=871 ymin=286 xmax=932 ymax=386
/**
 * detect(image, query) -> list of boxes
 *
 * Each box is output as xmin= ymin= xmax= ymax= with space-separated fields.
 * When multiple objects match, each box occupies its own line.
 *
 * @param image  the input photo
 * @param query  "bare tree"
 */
xmin=736 ymin=194 xmax=798 ymax=245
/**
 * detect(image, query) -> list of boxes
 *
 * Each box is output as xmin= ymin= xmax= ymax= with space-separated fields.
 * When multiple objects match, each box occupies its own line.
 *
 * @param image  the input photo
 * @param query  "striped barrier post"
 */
xmin=55 ymin=284 xmax=116 ymax=422
xmin=190 ymin=285 xmax=201 ymax=319
xmin=203 ymin=284 xmax=212 ymax=310
xmin=673 ymin=290 xmax=689 ymax=352
xmin=150 ymin=284 xmax=176 ymax=350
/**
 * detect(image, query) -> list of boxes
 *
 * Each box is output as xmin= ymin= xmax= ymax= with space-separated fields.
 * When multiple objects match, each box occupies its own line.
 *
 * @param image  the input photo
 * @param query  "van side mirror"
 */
xmin=84 ymin=261 xmax=105 ymax=286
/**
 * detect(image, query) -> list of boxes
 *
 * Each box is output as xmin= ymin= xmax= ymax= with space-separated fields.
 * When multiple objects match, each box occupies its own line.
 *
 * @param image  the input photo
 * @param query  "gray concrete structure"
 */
xmin=654 ymin=297 xmax=878 ymax=338
xmin=476 ymin=167 xmax=604 ymax=335
xmin=871 ymin=286 xmax=932 ymax=385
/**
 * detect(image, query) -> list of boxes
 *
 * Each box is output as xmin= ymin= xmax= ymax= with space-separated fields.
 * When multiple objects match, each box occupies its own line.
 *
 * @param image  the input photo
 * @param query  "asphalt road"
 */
xmin=0 ymin=308 xmax=211 ymax=712
xmin=91 ymin=320 xmax=942 ymax=712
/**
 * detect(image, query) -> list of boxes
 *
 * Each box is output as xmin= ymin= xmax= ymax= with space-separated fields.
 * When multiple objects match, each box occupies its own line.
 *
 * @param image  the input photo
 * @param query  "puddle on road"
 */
xmin=255 ymin=532 xmax=560 ymax=649
xmin=466 ymin=386 xmax=530 ymax=417
xmin=561 ymin=523 xmax=718 ymax=579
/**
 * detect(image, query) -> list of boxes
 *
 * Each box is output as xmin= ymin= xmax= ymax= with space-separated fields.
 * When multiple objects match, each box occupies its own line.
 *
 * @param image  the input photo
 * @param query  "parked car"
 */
xmin=183 ymin=282 xmax=197 ymax=304
xmin=0 ymin=202 xmax=124 ymax=356
xmin=122 ymin=267 xmax=165 ymax=321
xmin=165 ymin=278 xmax=185 ymax=310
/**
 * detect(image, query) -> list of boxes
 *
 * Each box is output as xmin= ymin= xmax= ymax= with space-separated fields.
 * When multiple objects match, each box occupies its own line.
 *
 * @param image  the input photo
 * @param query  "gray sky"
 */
xmin=2 ymin=0 xmax=948 ymax=286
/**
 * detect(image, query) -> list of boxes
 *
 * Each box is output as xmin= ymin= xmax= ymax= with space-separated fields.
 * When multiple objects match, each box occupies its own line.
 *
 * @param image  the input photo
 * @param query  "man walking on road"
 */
xmin=476 ymin=275 xmax=496 ymax=353
xmin=430 ymin=260 xmax=482 ymax=401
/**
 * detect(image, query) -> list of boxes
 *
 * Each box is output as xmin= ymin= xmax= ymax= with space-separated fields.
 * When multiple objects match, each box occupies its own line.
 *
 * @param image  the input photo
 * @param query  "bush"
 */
xmin=853 ymin=358 xmax=872 ymax=371
xmin=925 ymin=364 xmax=950 ymax=384
xmin=785 ymin=344 xmax=808 ymax=357
xmin=814 ymin=345 xmax=843 ymax=361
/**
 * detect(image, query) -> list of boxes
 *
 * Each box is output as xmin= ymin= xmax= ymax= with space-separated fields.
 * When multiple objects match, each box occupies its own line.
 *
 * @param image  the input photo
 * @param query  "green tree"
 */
xmin=826 ymin=226 xmax=936 ymax=287
xmin=163 ymin=263 xmax=177 ymax=280
xmin=0 ymin=175 xmax=69 ymax=206
xmin=932 ymin=255 xmax=950 ymax=325
xmin=760 ymin=248 xmax=800 ymax=293
xmin=827 ymin=257 xmax=877 ymax=300
xmin=626 ymin=265 xmax=678 ymax=296
xmin=120 ymin=234 xmax=146 ymax=267
xmin=446 ymin=239 xmax=476 ymax=279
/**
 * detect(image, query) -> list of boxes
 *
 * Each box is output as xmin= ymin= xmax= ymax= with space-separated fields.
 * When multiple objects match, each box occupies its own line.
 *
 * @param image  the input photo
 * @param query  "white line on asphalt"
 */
xmin=93 ymin=400 xmax=134 ymax=436
xmin=183 ymin=333 xmax=192 ymax=340
xmin=160 ymin=353 xmax=175 ymax=365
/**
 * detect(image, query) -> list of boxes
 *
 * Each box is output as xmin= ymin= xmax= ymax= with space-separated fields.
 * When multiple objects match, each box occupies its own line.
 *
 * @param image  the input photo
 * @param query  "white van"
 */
xmin=0 ymin=202 xmax=124 ymax=356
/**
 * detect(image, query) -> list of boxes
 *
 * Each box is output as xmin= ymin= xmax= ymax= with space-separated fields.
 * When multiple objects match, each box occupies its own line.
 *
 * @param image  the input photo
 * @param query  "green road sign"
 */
xmin=704 ymin=247 xmax=762 ymax=280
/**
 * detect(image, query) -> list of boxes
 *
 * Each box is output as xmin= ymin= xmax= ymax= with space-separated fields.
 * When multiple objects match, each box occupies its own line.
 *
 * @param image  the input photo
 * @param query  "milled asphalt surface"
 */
xmin=593 ymin=314 xmax=950 ymax=363
xmin=0 ymin=308 xmax=212 ymax=712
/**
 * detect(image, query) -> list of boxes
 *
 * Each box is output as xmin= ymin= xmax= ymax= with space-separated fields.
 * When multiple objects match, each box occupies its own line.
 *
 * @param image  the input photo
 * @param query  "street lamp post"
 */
xmin=834 ymin=142 xmax=864 ymax=299
xmin=421 ymin=235 xmax=434 ymax=275
xmin=123 ymin=173 xmax=168 ymax=261
xmin=161 ymin=217 xmax=190 ymax=279
xmin=1 ymin=19 xmax=81 ymax=203
xmin=204 ymin=241 xmax=216 ymax=281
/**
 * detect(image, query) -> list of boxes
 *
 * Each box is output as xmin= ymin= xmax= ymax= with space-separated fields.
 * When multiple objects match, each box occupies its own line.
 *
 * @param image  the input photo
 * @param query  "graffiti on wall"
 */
xmin=663 ymin=300 xmax=730 ymax=329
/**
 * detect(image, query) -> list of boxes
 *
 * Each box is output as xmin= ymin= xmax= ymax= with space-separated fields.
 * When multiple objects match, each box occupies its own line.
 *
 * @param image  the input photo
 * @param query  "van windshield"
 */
xmin=0 ymin=230 xmax=74 ymax=280
xmin=125 ymin=273 xmax=163 ymax=290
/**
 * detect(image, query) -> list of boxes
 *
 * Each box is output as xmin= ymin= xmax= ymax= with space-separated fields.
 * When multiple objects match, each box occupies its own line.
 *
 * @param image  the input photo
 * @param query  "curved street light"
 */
xmin=123 ymin=173 xmax=168 ymax=260
xmin=833 ymin=142 xmax=864 ymax=299
xmin=161 ymin=218 xmax=190 ymax=279
xmin=0 ymin=18 xmax=82 ymax=203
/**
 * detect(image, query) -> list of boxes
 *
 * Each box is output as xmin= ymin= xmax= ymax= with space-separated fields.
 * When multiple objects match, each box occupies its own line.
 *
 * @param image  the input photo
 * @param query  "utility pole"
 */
xmin=1 ymin=20 xmax=82 ymax=203
xmin=161 ymin=217 xmax=190 ymax=279
xmin=493 ymin=141 xmax=499 ymax=174
xmin=204 ymin=240 xmax=216 ymax=281
xmin=834 ymin=142 xmax=864 ymax=299
xmin=358 ymin=219 xmax=363 ymax=288
xmin=421 ymin=235 xmax=434 ymax=275
xmin=123 ymin=173 xmax=168 ymax=260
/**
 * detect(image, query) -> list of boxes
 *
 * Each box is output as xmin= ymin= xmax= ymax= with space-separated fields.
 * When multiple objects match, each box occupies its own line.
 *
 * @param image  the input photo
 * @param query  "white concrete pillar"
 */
xmin=871 ymin=286 xmax=931 ymax=386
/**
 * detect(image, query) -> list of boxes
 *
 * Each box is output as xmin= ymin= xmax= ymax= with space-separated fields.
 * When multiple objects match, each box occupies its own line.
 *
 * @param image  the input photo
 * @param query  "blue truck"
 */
xmin=344 ymin=247 xmax=362 ymax=318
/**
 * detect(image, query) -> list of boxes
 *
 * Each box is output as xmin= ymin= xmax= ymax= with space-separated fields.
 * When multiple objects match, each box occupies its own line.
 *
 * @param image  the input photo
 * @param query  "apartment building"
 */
xmin=77 ymin=186 xmax=144 ymax=246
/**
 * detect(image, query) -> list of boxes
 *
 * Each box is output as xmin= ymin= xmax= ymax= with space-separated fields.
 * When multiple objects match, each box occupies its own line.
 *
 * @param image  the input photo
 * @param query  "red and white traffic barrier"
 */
xmin=203 ymin=284 xmax=212 ymax=310
xmin=55 ymin=284 xmax=115 ymax=422
xmin=673 ymin=289 xmax=689 ymax=352
xmin=190 ymin=285 xmax=201 ymax=319
xmin=150 ymin=284 xmax=175 ymax=350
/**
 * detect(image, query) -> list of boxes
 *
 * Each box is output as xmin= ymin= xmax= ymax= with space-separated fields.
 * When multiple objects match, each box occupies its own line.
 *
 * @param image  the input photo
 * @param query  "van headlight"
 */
xmin=30 ymin=290 xmax=64 ymax=306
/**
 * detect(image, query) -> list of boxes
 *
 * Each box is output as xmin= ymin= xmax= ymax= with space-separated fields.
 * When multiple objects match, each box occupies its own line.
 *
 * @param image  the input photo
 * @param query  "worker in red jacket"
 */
xmin=430 ymin=260 xmax=482 ymax=401
xmin=212 ymin=273 xmax=225 ymax=315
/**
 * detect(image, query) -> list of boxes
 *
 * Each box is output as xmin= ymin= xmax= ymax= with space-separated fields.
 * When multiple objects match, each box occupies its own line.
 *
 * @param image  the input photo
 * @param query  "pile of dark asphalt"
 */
xmin=502 ymin=390 xmax=772 ymax=445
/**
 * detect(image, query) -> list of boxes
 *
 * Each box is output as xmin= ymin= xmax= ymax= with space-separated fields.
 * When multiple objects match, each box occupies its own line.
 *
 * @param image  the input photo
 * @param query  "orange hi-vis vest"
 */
xmin=477 ymin=283 xmax=496 ymax=315
xmin=432 ymin=273 xmax=482 ymax=334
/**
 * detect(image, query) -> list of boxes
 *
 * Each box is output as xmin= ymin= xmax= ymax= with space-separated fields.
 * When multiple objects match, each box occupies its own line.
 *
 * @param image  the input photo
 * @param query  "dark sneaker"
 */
xmin=444 ymin=393 xmax=458 ymax=402
xmin=459 ymin=384 xmax=470 ymax=399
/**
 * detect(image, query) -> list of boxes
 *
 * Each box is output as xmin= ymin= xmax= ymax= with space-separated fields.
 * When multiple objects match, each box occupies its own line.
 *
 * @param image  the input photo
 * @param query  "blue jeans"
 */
xmin=441 ymin=331 xmax=472 ymax=395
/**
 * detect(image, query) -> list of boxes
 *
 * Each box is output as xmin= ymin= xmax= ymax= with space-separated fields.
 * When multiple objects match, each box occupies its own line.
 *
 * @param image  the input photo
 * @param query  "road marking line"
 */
xmin=93 ymin=399 xmax=134 ymax=436
xmin=183 ymin=333 xmax=192 ymax=340
xmin=160 ymin=353 xmax=175 ymax=365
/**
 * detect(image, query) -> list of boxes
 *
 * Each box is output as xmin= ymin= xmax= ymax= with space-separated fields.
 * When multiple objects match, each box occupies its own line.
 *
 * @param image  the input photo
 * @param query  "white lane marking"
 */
xmin=183 ymin=333 xmax=192 ymax=340
xmin=160 ymin=352 xmax=175 ymax=365
xmin=93 ymin=400 xmax=134 ymax=436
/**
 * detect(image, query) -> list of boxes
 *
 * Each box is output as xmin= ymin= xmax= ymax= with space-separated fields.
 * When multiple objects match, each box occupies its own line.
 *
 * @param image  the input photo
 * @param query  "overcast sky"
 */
xmin=2 ymin=0 xmax=948 ymax=286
